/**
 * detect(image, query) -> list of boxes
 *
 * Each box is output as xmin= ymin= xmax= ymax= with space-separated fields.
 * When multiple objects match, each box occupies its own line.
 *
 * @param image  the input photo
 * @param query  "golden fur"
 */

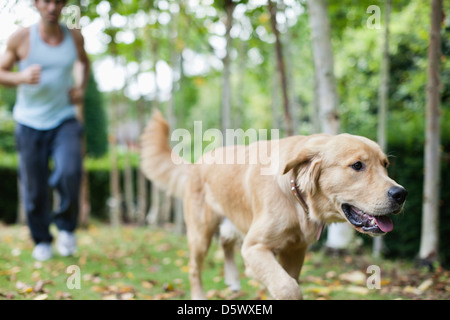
xmin=140 ymin=110 xmax=406 ymax=300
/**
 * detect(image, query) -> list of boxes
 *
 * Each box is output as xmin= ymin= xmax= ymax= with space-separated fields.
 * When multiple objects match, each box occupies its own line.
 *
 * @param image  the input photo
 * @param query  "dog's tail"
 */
xmin=140 ymin=109 xmax=189 ymax=199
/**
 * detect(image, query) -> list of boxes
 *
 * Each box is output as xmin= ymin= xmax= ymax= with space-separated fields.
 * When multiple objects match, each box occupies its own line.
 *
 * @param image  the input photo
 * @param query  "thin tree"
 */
xmin=306 ymin=0 xmax=340 ymax=136
xmin=268 ymin=0 xmax=294 ymax=136
xmin=419 ymin=0 xmax=443 ymax=265
xmin=169 ymin=4 xmax=185 ymax=234
xmin=374 ymin=0 xmax=391 ymax=259
xmin=109 ymin=90 xmax=122 ymax=227
xmin=222 ymin=0 xmax=235 ymax=143
xmin=136 ymin=97 xmax=148 ymax=225
xmin=307 ymin=0 xmax=353 ymax=250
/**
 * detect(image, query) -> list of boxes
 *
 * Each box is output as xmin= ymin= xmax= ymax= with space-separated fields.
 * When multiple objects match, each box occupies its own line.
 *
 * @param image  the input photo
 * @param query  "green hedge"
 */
xmin=384 ymin=140 xmax=450 ymax=265
xmin=0 ymin=152 xmax=141 ymax=224
xmin=0 ymin=167 xmax=114 ymax=224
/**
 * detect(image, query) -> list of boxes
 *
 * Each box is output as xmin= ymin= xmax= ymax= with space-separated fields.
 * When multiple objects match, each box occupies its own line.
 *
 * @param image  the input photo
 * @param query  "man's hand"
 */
xmin=20 ymin=64 xmax=41 ymax=84
xmin=69 ymin=87 xmax=85 ymax=105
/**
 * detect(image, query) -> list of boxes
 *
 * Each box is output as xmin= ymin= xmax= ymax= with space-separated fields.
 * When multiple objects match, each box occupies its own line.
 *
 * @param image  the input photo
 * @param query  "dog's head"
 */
xmin=283 ymin=134 xmax=407 ymax=236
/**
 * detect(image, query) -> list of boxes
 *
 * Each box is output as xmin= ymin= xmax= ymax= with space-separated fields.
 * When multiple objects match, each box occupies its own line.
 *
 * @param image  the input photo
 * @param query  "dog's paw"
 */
xmin=271 ymin=278 xmax=303 ymax=300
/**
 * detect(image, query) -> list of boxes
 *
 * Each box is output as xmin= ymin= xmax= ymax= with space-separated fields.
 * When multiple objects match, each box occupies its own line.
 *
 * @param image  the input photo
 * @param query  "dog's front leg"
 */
xmin=242 ymin=241 xmax=303 ymax=300
xmin=278 ymin=245 xmax=307 ymax=282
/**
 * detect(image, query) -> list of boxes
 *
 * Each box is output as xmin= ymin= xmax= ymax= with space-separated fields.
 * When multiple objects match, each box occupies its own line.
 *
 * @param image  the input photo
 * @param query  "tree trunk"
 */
xmin=169 ymin=7 xmax=185 ymax=234
xmin=147 ymin=183 xmax=160 ymax=225
xmin=271 ymin=64 xmax=281 ymax=130
xmin=307 ymin=0 xmax=352 ymax=250
xmin=109 ymin=91 xmax=122 ymax=227
xmin=234 ymin=40 xmax=247 ymax=129
xmin=374 ymin=0 xmax=391 ymax=259
xmin=136 ymin=97 xmax=148 ymax=225
xmin=74 ymin=60 xmax=90 ymax=227
xmin=222 ymin=0 xmax=234 ymax=143
xmin=419 ymin=0 xmax=442 ymax=264
xmin=307 ymin=0 xmax=340 ymax=135
xmin=268 ymin=0 xmax=294 ymax=137
xmin=16 ymin=177 xmax=26 ymax=225
xmin=123 ymin=141 xmax=135 ymax=223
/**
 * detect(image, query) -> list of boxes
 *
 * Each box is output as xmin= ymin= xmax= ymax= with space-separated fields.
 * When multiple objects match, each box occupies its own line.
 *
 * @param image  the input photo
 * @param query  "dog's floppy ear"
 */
xmin=283 ymin=152 xmax=322 ymax=195
xmin=282 ymin=135 xmax=329 ymax=195
xmin=283 ymin=152 xmax=313 ymax=175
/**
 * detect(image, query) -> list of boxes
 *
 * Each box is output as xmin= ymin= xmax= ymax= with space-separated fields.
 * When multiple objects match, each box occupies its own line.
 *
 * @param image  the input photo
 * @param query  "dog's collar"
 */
xmin=290 ymin=176 xmax=309 ymax=214
xmin=290 ymin=175 xmax=324 ymax=241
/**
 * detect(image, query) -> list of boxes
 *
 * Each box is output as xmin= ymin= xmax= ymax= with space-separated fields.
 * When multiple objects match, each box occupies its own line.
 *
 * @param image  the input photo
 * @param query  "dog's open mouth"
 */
xmin=342 ymin=204 xmax=393 ymax=234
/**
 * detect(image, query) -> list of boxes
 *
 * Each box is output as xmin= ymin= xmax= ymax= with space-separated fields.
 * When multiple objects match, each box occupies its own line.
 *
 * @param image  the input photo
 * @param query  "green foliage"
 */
xmin=83 ymin=73 xmax=108 ymax=158
xmin=0 ymin=87 xmax=17 ymax=112
xmin=0 ymin=116 xmax=16 ymax=153
xmin=0 ymin=167 xmax=18 ymax=224
xmin=0 ymin=87 xmax=18 ymax=153
xmin=384 ymin=138 xmax=450 ymax=266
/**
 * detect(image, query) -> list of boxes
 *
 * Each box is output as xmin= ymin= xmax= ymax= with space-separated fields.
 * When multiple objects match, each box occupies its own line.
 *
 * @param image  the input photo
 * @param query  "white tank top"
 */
xmin=13 ymin=23 xmax=77 ymax=130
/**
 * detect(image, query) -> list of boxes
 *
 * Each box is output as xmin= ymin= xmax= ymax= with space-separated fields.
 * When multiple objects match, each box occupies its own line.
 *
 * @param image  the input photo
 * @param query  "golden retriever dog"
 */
xmin=140 ymin=110 xmax=407 ymax=300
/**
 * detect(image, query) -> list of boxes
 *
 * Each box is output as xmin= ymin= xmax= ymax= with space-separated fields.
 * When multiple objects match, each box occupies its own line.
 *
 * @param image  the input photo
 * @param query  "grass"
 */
xmin=1 ymin=221 xmax=449 ymax=300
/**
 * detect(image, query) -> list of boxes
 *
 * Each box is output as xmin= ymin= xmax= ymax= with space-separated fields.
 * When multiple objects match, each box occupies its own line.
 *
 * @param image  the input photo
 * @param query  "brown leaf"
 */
xmin=339 ymin=270 xmax=366 ymax=285
xmin=34 ymin=279 xmax=53 ymax=293
xmin=152 ymin=290 xmax=185 ymax=300
xmin=16 ymin=281 xmax=33 ymax=294
xmin=55 ymin=291 xmax=73 ymax=300
xmin=162 ymin=283 xmax=174 ymax=292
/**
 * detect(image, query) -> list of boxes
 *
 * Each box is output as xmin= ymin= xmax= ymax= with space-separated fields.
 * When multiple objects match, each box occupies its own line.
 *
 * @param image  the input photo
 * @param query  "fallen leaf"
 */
xmin=117 ymin=285 xmax=135 ymax=294
xmin=156 ymin=243 xmax=171 ymax=252
xmin=176 ymin=250 xmax=187 ymax=257
xmin=16 ymin=281 xmax=33 ymax=294
xmin=120 ymin=292 xmax=135 ymax=300
xmin=91 ymin=285 xmax=107 ymax=293
xmin=0 ymin=292 xmax=16 ymax=299
xmin=152 ymin=290 xmax=185 ymax=300
xmin=11 ymin=248 xmax=21 ymax=257
xmin=142 ymin=280 xmax=155 ymax=289
xmin=34 ymin=279 xmax=53 ymax=293
xmin=417 ymin=279 xmax=433 ymax=293
xmin=339 ymin=271 xmax=366 ymax=285
xmin=163 ymin=283 xmax=174 ymax=292
xmin=305 ymin=286 xmax=332 ymax=296
xmin=181 ymin=265 xmax=189 ymax=273
xmin=0 ymin=266 xmax=21 ymax=276
xmin=34 ymin=293 xmax=48 ymax=300
xmin=256 ymin=290 xmax=268 ymax=300
xmin=346 ymin=286 xmax=370 ymax=295
xmin=55 ymin=291 xmax=72 ymax=300
xmin=247 ymin=279 xmax=261 ymax=288
xmin=403 ymin=285 xmax=420 ymax=295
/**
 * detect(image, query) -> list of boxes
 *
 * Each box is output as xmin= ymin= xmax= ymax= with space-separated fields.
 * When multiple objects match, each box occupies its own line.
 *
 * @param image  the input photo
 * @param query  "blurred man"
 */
xmin=0 ymin=0 xmax=90 ymax=261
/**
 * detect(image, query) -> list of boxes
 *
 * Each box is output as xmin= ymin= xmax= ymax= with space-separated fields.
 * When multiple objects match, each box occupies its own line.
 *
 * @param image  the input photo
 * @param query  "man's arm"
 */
xmin=0 ymin=28 xmax=41 ymax=87
xmin=69 ymin=29 xmax=90 ymax=104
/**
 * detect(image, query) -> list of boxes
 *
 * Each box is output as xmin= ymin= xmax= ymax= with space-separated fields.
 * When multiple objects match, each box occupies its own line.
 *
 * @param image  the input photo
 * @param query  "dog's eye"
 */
xmin=351 ymin=161 xmax=364 ymax=171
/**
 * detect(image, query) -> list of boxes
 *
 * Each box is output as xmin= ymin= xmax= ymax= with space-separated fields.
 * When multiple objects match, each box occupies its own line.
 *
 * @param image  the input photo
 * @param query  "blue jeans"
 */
xmin=15 ymin=119 xmax=83 ymax=244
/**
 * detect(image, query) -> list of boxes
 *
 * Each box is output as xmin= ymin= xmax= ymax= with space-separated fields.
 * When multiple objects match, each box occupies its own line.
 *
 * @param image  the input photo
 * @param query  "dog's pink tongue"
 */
xmin=374 ymin=215 xmax=393 ymax=233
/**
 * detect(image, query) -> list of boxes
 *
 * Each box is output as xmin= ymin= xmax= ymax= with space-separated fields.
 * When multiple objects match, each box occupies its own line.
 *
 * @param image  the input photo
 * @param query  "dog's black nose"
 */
xmin=388 ymin=186 xmax=408 ymax=204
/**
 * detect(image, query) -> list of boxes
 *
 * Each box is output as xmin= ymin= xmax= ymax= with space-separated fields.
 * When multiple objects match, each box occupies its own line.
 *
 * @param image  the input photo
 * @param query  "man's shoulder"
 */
xmin=8 ymin=27 xmax=31 ymax=49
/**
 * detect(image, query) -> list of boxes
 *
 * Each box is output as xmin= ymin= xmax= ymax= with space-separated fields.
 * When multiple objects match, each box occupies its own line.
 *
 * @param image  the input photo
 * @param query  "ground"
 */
xmin=0 ymin=222 xmax=449 ymax=300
